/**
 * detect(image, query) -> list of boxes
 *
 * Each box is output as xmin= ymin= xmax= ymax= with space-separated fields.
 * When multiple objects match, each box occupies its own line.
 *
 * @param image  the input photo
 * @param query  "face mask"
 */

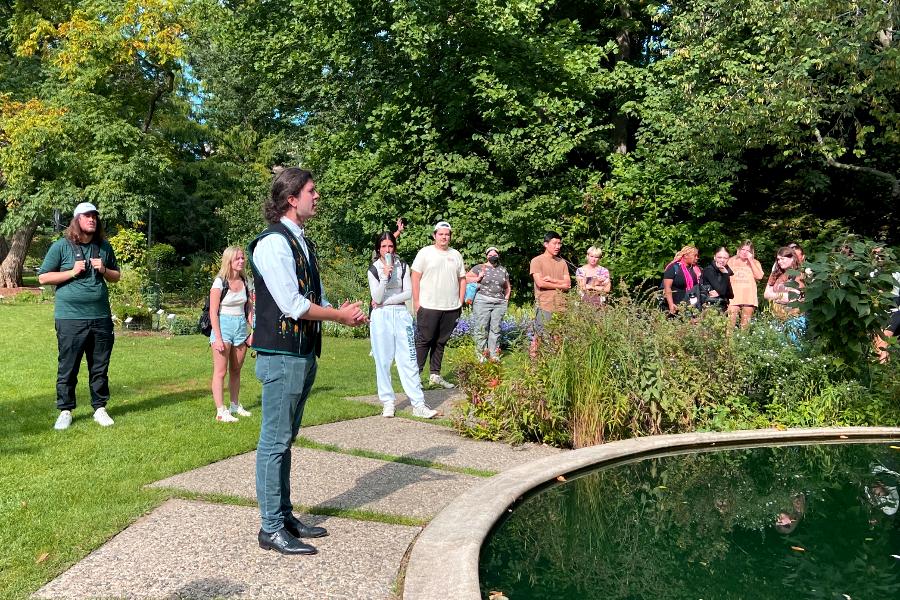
xmin=488 ymin=255 xmax=499 ymax=266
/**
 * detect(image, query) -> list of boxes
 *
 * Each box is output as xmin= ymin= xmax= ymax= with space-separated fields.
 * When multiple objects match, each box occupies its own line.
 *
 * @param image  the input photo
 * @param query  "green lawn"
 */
xmin=0 ymin=303 xmax=408 ymax=600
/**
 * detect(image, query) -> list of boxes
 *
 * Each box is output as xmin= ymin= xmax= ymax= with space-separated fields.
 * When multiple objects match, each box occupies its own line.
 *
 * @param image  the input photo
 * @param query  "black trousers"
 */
xmin=415 ymin=307 xmax=461 ymax=375
xmin=55 ymin=318 xmax=115 ymax=411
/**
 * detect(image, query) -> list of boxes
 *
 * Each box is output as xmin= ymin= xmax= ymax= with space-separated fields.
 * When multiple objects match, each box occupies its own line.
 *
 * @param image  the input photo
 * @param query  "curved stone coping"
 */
xmin=403 ymin=427 xmax=900 ymax=600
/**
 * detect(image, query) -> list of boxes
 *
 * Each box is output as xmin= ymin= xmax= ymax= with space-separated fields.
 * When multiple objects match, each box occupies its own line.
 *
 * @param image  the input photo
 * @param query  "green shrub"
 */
xmin=108 ymin=265 xmax=148 ymax=307
xmin=108 ymin=228 xmax=147 ymax=266
xmin=166 ymin=309 xmax=202 ymax=336
xmin=112 ymin=303 xmax=153 ymax=329
xmin=800 ymin=236 xmax=900 ymax=373
xmin=454 ymin=297 xmax=900 ymax=448
xmin=322 ymin=320 xmax=370 ymax=339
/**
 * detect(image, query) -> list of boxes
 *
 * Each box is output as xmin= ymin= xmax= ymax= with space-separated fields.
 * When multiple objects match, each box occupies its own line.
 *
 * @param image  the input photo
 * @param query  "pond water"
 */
xmin=480 ymin=443 xmax=900 ymax=600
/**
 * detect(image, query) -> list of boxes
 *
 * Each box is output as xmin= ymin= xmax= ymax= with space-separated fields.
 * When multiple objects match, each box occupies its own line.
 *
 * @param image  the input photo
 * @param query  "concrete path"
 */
xmin=150 ymin=447 xmax=481 ymax=520
xmin=302 ymin=416 xmax=560 ymax=473
xmin=34 ymin=390 xmax=565 ymax=599
xmin=352 ymin=388 xmax=464 ymax=416
xmin=34 ymin=499 xmax=419 ymax=600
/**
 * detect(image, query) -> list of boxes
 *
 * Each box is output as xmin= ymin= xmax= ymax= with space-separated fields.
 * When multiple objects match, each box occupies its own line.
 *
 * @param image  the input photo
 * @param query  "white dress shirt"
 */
xmin=252 ymin=216 xmax=330 ymax=320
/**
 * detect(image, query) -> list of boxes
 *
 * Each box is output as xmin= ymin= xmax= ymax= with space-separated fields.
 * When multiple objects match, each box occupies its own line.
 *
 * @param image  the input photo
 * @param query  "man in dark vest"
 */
xmin=38 ymin=202 xmax=120 ymax=430
xmin=248 ymin=168 xmax=366 ymax=555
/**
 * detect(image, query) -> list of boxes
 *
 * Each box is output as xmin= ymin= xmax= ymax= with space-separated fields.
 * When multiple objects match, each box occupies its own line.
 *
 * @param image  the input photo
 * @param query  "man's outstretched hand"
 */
xmin=337 ymin=300 xmax=368 ymax=326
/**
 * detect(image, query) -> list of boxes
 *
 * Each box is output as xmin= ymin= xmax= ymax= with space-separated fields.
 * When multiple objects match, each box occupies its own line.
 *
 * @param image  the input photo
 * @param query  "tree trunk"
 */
xmin=0 ymin=220 xmax=39 ymax=288
xmin=0 ymin=235 xmax=8 ymax=265
xmin=612 ymin=3 xmax=633 ymax=155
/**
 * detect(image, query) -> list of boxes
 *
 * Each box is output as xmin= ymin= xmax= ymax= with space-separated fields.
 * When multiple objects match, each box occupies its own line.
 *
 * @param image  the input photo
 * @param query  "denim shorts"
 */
xmin=210 ymin=314 xmax=248 ymax=346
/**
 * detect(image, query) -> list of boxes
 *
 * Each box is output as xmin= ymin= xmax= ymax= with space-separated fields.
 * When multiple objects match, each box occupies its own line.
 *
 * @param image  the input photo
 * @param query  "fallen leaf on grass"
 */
xmin=790 ymin=546 xmax=806 ymax=552
xmin=489 ymin=591 xmax=509 ymax=600
xmin=35 ymin=553 xmax=49 ymax=564
xmin=556 ymin=475 xmax=566 ymax=482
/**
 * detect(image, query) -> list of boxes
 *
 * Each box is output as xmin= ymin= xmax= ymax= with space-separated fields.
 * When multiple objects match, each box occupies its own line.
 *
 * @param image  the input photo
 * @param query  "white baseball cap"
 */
xmin=73 ymin=202 xmax=99 ymax=217
xmin=433 ymin=220 xmax=452 ymax=232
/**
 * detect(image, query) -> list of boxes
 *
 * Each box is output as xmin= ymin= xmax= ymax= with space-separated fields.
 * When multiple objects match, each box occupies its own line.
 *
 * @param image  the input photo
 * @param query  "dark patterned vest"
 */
xmin=248 ymin=222 xmax=322 ymax=358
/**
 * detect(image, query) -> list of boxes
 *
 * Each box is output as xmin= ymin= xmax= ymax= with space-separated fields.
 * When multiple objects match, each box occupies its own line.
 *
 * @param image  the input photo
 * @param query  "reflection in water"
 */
xmin=480 ymin=444 xmax=900 ymax=600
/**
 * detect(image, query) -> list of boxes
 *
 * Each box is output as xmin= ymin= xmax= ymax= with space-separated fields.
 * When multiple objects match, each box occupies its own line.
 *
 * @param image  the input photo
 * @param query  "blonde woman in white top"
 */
xmin=368 ymin=233 xmax=438 ymax=419
xmin=209 ymin=246 xmax=254 ymax=422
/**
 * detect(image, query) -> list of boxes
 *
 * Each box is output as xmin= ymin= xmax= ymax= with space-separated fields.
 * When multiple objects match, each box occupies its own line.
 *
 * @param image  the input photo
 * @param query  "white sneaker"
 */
xmin=382 ymin=404 xmax=395 ymax=418
xmin=230 ymin=404 xmax=252 ymax=417
xmin=54 ymin=410 xmax=72 ymax=430
xmin=93 ymin=407 xmax=114 ymax=427
xmin=429 ymin=374 xmax=455 ymax=389
xmin=412 ymin=406 xmax=438 ymax=419
xmin=216 ymin=409 xmax=238 ymax=423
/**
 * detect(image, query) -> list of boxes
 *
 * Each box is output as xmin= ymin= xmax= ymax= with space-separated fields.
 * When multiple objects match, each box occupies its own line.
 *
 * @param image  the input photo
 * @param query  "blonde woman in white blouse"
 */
xmin=209 ymin=246 xmax=254 ymax=422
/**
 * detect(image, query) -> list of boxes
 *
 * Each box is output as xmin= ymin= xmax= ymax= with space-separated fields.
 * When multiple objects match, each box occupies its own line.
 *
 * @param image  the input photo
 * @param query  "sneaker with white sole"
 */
xmin=54 ymin=410 xmax=73 ymax=430
xmin=382 ymin=404 xmax=395 ymax=418
xmin=93 ymin=407 xmax=114 ymax=427
xmin=216 ymin=409 xmax=238 ymax=423
xmin=429 ymin=374 xmax=455 ymax=389
xmin=412 ymin=406 xmax=438 ymax=419
xmin=230 ymin=404 xmax=252 ymax=417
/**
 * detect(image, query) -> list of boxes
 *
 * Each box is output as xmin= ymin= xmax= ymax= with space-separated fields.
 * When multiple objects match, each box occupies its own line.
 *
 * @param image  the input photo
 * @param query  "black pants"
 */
xmin=55 ymin=318 xmax=115 ymax=411
xmin=415 ymin=307 xmax=461 ymax=375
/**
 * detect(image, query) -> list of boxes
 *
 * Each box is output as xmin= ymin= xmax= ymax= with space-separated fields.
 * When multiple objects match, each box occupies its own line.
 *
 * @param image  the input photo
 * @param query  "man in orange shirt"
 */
xmin=529 ymin=231 xmax=571 ymax=353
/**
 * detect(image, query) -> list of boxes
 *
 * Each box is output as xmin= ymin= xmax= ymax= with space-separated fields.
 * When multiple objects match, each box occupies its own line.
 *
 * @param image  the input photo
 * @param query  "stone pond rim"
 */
xmin=402 ymin=426 xmax=900 ymax=600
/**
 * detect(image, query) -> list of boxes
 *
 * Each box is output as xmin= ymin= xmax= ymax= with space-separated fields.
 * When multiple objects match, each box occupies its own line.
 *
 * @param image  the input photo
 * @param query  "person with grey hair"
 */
xmin=39 ymin=202 xmax=120 ymax=430
xmin=248 ymin=167 xmax=367 ymax=556
xmin=466 ymin=246 xmax=511 ymax=361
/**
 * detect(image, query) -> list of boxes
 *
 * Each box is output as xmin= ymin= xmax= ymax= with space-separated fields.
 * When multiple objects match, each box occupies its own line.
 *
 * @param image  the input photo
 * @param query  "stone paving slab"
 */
xmin=301 ymin=416 xmax=563 ymax=473
xmin=349 ymin=388 xmax=465 ymax=416
xmin=149 ymin=447 xmax=480 ymax=520
xmin=34 ymin=499 xmax=419 ymax=600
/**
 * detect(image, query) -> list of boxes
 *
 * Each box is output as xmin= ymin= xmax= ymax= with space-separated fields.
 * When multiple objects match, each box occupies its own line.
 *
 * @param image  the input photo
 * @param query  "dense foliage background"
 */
xmin=2 ymin=0 xmax=898 ymax=295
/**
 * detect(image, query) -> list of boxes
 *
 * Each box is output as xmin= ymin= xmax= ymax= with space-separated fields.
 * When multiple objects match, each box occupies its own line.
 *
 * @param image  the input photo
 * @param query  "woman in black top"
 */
xmin=662 ymin=245 xmax=702 ymax=314
xmin=701 ymin=247 xmax=734 ymax=310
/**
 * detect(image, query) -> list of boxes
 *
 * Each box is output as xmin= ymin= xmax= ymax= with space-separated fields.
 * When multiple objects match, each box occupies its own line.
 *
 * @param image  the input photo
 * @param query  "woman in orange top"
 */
xmin=726 ymin=240 xmax=765 ymax=329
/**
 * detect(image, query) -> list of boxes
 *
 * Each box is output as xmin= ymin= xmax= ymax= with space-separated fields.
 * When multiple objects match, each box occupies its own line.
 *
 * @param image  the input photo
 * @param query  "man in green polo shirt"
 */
xmin=38 ymin=202 xmax=121 ymax=430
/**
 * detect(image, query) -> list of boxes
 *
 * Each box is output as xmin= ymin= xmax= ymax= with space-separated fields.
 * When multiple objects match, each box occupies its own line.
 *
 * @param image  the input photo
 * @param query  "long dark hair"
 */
xmin=265 ymin=167 xmax=313 ymax=224
xmin=373 ymin=232 xmax=397 ymax=259
xmin=770 ymin=246 xmax=797 ymax=279
xmin=65 ymin=216 xmax=105 ymax=244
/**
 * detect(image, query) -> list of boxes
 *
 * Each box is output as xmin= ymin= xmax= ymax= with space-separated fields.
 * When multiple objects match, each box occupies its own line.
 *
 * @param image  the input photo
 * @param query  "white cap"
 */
xmin=73 ymin=202 xmax=99 ymax=217
xmin=433 ymin=220 xmax=452 ymax=232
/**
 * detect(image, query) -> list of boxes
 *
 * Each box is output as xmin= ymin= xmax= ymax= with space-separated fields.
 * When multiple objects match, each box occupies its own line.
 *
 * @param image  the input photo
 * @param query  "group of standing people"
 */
xmin=662 ymin=240 xmax=807 ymax=327
xmin=37 ymin=171 xmax=898 ymax=559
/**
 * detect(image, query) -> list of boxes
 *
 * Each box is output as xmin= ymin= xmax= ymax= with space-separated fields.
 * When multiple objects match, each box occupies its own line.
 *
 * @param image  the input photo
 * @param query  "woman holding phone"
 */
xmin=368 ymin=232 xmax=438 ymax=419
xmin=726 ymin=240 xmax=765 ymax=328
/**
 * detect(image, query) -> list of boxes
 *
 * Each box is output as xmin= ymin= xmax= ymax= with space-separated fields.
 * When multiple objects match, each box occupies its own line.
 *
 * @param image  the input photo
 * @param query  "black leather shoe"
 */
xmin=284 ymin=515 xmax=329 ymax=539
xmin=258 ymin=528 xmax=317 ymax=555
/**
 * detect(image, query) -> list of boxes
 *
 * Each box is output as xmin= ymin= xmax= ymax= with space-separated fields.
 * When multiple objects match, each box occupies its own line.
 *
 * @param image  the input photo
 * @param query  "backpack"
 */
xmin=65 ymin=239 xmax=99 ymax=281
xmin=197 ymin=279 xmax=230 ymax=336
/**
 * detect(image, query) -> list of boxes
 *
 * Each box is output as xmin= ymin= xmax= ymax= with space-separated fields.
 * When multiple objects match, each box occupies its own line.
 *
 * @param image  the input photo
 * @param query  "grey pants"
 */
xmin=472 ymin=296 xmax=508 ymax=359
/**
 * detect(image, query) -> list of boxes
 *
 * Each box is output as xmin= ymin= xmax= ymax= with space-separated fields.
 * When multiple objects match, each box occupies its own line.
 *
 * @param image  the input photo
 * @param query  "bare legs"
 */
xmin=727 ymin=305 xmax=755 ymax=330
xmin=212 ymin=342 xmax=248 ymax=410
